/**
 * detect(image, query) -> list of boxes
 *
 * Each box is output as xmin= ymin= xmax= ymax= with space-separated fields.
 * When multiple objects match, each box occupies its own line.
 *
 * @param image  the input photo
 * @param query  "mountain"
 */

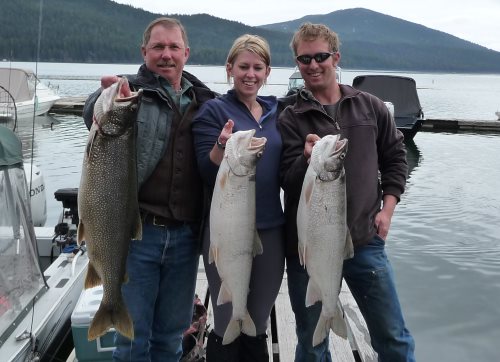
xmin=1 ymin=0 xmax=499 ymax=73
xmin=259 ymin=8 xmax=500 ymax=73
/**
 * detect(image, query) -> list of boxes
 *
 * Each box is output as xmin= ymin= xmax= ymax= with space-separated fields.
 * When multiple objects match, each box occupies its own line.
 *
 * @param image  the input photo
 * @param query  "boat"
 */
xmin=496 ymin=111 xmax=500 ymax=120
xmin=352 ymin=75 xmax=425 ymax=141
xmin=0 ymin=68 xmax=60 ymax=121
xmin=286 ymin=66 xmax=342 ymax=96
xmin=0 ymin=125 xmax=87 ymax=362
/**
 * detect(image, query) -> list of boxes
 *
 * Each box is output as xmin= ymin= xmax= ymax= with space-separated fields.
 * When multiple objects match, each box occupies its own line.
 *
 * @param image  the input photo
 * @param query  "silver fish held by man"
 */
xmin=297 ymin=134 xmax=353 ymax=347
xmin=77 ymin=77 xmax=142 ymax=341
xmin=209 ymin=129 xmax=267 ymax=345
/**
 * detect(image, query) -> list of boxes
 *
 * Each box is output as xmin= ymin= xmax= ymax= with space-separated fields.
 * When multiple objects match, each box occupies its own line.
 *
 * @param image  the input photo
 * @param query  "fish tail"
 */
xmin=331 ymin=304 xmax=348 ymax=339
xmin=312 ymin=315 xmax=328 ymax=347
xmin=88 ymin=301 xmax=134 ymax=341
xmin=222 ymin=318 xmax=242 ymax=345
xmin=312 ymin=308 xmax=348 ymax=347
xmin=84 ymin=263 xmax=101 ymax=289
xmin=241 ymin=310 xmax=256 ymax=337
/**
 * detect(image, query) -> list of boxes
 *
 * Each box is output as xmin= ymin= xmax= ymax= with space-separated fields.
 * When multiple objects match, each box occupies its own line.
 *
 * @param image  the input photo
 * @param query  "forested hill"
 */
xmin=1 ymin=0 xmax=500 ymax=73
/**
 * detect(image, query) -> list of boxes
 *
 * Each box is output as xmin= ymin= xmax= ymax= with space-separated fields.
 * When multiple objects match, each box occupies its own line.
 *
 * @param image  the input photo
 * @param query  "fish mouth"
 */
xmin=249 ymin=136 xmax=267 ymax=150
xmin=113 ymin=78 xmax=142 ymax=103
xmin=333 ymin=137 xmax=348 ymax=155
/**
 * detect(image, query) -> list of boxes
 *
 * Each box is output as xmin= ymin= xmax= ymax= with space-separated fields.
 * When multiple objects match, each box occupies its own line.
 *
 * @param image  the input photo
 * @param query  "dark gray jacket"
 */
xmin=279 ymin=85 xmax=407 ymax=255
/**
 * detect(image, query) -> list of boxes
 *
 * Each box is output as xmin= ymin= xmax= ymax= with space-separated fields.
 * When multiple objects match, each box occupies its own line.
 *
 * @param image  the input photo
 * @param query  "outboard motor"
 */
xmin=24 ymin=163 xmax=47 ymax=227
xmin=52 ymin=188 xmax=79 ymax=254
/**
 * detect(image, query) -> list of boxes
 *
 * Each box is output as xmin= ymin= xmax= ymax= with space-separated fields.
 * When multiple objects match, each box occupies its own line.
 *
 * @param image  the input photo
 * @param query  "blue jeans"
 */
xmin=287 ymin=235 xmax=415 ymax=362
xmin=113 ymin=223 xmax=199 ymax=362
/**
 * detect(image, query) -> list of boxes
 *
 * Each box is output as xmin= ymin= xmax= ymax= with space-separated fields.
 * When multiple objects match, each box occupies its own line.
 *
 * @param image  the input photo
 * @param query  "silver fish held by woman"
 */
xmin=297 ymin=134 xmax=353 ymax=347
xmin=77 ymin=77 xmax=142 ymax=341
xmin=209 ymin=129 xmax=267 ymax=345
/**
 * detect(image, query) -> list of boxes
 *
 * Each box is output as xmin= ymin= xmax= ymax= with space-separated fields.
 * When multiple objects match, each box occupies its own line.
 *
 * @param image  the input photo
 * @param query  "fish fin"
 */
xmin=304 ymin=179 xmax=314 ymax=206
xmin=76 ymin=221 xmax=85 ymax=246
xmin=241 ymin=310 xmax=257 ymax=337
xmin=208 ymin=245 xmax=217 ymax=265
xmin=252 ymin=230 xmax=263 ymax=257
xmin=344 ymin=230 xmax=354 ymax=259
xmin=84 ymin=262 xmax=102 ymax=289
xmin=222 ymin=318 xmax=242 ymax=345
xmin=132 ymin=210 xmax=142 ymax=240
xmin=331 ymin=303 xmax=348 ymax=339
xmin=88 ymin=300 xmax=134 ymax=341
xmin=312 ymin=315 xmax=328 ymax=347
xmin=305 ymin=279 xmax=321 ymax=307
xmin=217 ymin=282 xmax=232 ymax=305
xmin=298 ymin=244 xmax=306 ymax=267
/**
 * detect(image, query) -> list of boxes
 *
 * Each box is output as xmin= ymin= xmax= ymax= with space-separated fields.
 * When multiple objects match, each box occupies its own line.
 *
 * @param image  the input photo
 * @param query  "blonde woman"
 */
xmin=192 ymin=34 xmax=285 ymax=361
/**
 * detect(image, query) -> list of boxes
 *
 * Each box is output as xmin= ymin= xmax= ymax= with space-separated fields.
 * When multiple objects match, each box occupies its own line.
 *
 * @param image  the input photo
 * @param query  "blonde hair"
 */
xmin=290 ymin=22 xmax=340 ymax=56
xmin=142 ymin=17 xmax=189 ymax=47
xmin=226 ymin=34 xmax=271 ymax=83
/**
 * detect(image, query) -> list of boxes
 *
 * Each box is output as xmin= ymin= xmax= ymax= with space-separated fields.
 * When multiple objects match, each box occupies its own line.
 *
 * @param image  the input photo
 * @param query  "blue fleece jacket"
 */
xmin=192 ymin=89 xmax=284 ymax=229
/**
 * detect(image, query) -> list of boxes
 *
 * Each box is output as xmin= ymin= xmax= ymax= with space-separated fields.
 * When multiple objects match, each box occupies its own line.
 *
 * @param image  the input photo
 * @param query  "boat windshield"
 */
xmin=287 ymin=67 xmax=342 ymax=93
xmin=0 ymin=126 xmax=46 ymax=343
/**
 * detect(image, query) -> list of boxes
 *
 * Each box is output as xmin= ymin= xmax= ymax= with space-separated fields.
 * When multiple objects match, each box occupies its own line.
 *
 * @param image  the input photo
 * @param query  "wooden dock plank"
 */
xmin=273 ymin=278 xmax=356 ymax=362
xmin=339 ymin=283 xmax=378 ymax=362
xmin=194 ymin=256 xmax=376 ymax=362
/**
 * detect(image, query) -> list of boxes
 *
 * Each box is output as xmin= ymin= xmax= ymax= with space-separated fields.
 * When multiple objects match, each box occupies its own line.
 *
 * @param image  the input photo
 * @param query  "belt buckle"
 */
xmin=152 ymin=215 xmax=165 ymax=227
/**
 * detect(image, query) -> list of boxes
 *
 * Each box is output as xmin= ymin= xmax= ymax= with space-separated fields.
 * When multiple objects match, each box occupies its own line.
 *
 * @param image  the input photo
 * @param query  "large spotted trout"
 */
xmin=77 ymin=77 xmax=142 ymax=341
xmin=297 ymin=134 xmax=353 ymax=347
xmin=209 ymin=129 xmax=267 ymax=345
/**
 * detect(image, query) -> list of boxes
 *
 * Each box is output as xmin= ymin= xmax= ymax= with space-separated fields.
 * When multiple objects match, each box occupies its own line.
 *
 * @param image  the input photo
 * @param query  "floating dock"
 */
xmin=50 ymin=97 xmax=500 ymax=133
xmin=66 ymin=265 xmax=377 ymax=362
xmin=189 ymin=269 xmax=377 ymax=361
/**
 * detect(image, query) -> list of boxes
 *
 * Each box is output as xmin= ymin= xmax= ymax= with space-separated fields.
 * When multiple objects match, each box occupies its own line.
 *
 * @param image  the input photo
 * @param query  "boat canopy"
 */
xmin=352 ymin=75 xmax=424 ymax=120
xmin=0 ymin=68 xmax=38 ymax=103
xmin=0 ymin=125 xmax=46 ymax=346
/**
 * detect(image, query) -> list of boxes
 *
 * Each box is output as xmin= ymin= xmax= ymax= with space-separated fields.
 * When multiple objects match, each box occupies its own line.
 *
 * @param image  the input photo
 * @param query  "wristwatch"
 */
xmin=216 ymin=138 xmax=226 ymax=149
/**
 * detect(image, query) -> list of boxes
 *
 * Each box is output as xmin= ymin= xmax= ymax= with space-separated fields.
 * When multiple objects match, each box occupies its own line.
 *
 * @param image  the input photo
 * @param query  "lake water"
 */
xmin=8 ymin=62 xmax=500 ymax=362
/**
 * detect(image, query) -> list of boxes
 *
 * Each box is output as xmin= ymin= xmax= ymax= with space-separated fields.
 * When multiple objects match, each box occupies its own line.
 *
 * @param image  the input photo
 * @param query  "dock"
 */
xmin=66 ymin=267 xmax=377 ymax=362
xmin=50 ymin=97 xmax=500 ymax=133
xmin=194 ymin=270 xmax=377 ymax=362
xmin=50 ymin=96 xmax=88 ymax=115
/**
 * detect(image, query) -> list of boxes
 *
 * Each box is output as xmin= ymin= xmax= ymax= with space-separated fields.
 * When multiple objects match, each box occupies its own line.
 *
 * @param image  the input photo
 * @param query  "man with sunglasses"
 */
xmin=279 ymin=23 xmax=415 ymax=361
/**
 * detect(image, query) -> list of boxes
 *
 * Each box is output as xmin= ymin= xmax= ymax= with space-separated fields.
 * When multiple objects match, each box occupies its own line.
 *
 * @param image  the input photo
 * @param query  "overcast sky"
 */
xmin=112 ymin=0 xmax=500 ymax=52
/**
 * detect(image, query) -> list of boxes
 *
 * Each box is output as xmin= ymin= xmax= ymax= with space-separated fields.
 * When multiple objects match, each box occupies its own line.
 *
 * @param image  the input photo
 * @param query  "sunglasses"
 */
xmin=296 ymin=52 xmax=336 ymax=65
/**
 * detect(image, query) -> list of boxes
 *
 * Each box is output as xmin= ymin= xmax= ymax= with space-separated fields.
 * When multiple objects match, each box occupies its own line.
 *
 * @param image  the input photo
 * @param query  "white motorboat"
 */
xmin=0 ymin=125 xmax=87 ymax=362
xmin=0 ymin=68 xmax=60 ymax=121
xmin=286 ymin=66 xmax=342 ymax=96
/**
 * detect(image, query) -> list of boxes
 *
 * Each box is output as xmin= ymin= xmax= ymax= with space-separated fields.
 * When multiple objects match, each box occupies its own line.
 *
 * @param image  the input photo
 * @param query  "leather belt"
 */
xmin=140 ymin=212 xmax=183 ymax=228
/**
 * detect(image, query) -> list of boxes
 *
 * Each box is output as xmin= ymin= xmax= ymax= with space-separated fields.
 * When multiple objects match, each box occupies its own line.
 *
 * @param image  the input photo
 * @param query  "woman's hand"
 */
xmin=217 ymin=119 xmax=234 ymax=147
xmin=210 ymin=119 xmax=234 ymax=165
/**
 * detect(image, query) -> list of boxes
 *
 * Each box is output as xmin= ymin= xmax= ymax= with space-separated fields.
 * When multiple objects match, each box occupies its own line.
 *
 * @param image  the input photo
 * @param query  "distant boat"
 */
xmin=286 ymin=66 xmax=342 ymax=96
xmin=496 ymin=111 xmax=500 ymax=120
xmin=0 ymin=68 xmax=59 ymax=121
